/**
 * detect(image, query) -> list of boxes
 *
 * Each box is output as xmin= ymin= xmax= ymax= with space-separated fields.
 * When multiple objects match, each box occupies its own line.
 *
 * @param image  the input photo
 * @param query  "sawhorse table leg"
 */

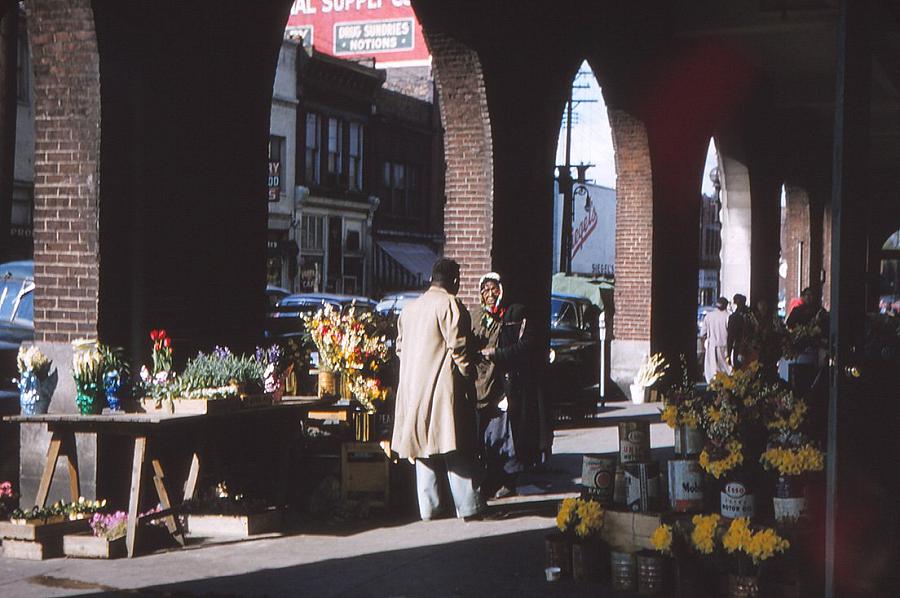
xmin=35 ymin=430 xmax=80 ymax=508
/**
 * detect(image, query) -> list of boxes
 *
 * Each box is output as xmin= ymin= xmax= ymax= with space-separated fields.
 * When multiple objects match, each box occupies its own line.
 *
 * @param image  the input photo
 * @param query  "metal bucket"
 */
xmin=720 ymin=478 xmax=755 ymax=520
xmin=668 ymin=459 xmax=704 ymax=512
xmin=625 ymin=462 xmax=660 ymax=512
xmin=613 ymin=464 xmax=626 ymax=506
xmin=636 ymin=550 xmax=671 ymax=595
xmin=581 ymin=454 xmax=616 ymax=504
xmin=545 ymin=533 xmax=572 ymax=578
xmin=773 ymin=474 xmax=807 ymax=523
xmin=727 ymin=574 xmax=760 ymax=598
xmin=610 ymin=550 xmax=636 ymax=591
xmin=619 ymin=421 xmax=651 ymax=463
xmin=571 ymin=540 xmax=604 ymax=581
xmin=674 ymin=424 xmax=704 ymax=456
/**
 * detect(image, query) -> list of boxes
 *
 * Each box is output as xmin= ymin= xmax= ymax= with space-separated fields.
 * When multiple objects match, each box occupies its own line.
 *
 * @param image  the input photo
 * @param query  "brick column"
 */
xmin=22 ymin=0 xmax=101 ymax=505
xmin=608 ymin=108 xmax=654 ymax=387
xmin=425 ymin=30 xmax=493 ymax=306
xmin=783 ymin=185 xmax=812 ymax=307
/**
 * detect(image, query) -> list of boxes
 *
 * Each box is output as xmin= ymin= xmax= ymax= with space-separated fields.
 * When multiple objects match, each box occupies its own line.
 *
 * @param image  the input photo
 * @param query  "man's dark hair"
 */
xmin=733 ymin=293 xmax=747 ymax=306
xmin=431 ymin=258 xmax=460 ymax=285
xmin=716 ymin=297 xmax=729 ymax=310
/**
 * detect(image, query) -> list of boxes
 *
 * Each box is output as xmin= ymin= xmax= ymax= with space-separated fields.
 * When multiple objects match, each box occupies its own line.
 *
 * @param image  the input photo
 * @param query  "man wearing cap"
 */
xmin=699 ymin=296 xmax=732 ymax=383
xmin=392 ymin=258 xmax=486 ymax=521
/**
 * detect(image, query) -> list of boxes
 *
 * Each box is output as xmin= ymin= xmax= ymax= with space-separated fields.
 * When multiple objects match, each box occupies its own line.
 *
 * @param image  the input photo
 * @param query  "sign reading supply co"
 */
xmin=287 ymin=0 xmax=429 ymax=67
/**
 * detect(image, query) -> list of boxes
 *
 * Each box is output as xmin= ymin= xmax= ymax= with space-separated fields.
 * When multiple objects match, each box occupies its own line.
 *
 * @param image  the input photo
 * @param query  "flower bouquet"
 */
xmin=552 ymin=497 xmax=606 ymax=580
xmin=782 ymin=320 xmax=826 ymax=361
xmin=99 ymin=345 xmax=129 ymax=411
xmin=660 ymin=355 xmax=704 ymax=455
xmin=14 ymin=345 xmax=57 ymax=415
xmin=72 ymin=339 xmax=104 ymax=415
xmin=722 ymin=517 xmax=790 ymax=596
xmin=631 ymin=353 xmax=668 ymax=404
xmin=0 ymin=481 xmax=19 ymax=520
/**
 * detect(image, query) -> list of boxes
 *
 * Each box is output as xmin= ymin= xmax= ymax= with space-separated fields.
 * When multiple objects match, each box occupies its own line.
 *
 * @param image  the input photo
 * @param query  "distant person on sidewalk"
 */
xmin=786 ymin=286 xmax=829 ymax=332
xmin=699 ymin=296 xmax=732 ymax=383
xmin=470 ymin=272 xmax=538 ymax=500
xmin=727 ymin=293 xmax=753 ymax=368
xmin=392 ymin=258 xmax=486 ymax=521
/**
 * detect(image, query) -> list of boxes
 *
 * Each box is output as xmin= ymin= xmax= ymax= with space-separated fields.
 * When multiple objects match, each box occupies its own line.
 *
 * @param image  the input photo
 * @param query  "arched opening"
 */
xmin=698 ymin=138 xmax=722 ymax=309
xmin=880 ymin=229 xmax=900 ymax=311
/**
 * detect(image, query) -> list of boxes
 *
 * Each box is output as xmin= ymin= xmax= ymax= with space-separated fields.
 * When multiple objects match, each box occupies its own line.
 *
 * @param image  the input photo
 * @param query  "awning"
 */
xmin=376 ymin=240 xmax=439 ymax=284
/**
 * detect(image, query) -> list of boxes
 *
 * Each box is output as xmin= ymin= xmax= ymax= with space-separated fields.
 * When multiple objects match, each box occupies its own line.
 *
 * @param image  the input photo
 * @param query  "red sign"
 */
xmin=286 ymin=0 xmax=430 ymax=67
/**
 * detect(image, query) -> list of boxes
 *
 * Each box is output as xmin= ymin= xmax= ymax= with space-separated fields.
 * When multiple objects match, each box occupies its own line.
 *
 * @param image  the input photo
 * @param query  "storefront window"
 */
xmin=305 ymin=113 xmax=321 ymax=185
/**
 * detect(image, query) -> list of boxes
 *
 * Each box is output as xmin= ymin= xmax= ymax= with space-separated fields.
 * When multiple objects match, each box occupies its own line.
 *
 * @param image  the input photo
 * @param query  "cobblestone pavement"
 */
xmin=0 ymin=401 xmax=671 ymax=597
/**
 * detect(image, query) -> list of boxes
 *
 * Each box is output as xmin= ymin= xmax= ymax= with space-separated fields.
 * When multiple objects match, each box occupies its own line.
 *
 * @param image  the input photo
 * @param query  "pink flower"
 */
xmin=0 ymin=481 xmax=12 ymax=497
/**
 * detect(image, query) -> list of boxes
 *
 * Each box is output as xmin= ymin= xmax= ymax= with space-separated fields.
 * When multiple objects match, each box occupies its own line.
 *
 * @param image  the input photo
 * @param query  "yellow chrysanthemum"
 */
xmin=760 ymin=444 xmax=824 ymax=476
xmin=723 ymin=517 xmax=753 ymax=554
xmin=574 ymin=499 xmax=604 ymax=538
xmin=556 ymin=498 xmax=577 ymax=533
xmin=690 ymin=513 xmax=720 ymax=554
xmin=699 ymin=439 xmax=743 ymax=479
xmin=651 ymin=524 xmax=673 ymax=554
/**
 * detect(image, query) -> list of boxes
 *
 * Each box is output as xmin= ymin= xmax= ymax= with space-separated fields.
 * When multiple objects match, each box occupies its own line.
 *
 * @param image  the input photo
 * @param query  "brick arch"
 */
xmin=716 ymin=132 xmax=754 ymax=303
xmin=422 ymin=30 xmax=493 ymax=305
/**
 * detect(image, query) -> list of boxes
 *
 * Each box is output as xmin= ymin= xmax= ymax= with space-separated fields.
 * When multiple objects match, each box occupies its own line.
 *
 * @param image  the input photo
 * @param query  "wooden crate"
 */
xmin=63 ymin=534 xmax=126 ymax=559
xmin=341 ymin=442 xmax=390 ymax=506
xmin=600 ymin=509 xmax=664 ymax=552
xmin=2 ymin=537 xmax=63 ymax=560
xmin=138 ymin=396 xmax=240 ymax=415
xmin=186 ymin=509 xmax=282 ymax=537
xmin=0 ymin=517 xmax=90 ymax=541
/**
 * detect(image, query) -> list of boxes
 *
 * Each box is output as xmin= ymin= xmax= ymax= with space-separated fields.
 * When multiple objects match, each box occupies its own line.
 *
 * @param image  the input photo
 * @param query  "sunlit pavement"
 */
xmin=0 ymin=401 xmax=670 ymax=597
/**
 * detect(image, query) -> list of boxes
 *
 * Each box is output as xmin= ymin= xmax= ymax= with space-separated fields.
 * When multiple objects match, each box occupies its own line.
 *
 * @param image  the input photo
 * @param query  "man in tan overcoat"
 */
xmin=392 ymin=258 xmax=485 ymax=520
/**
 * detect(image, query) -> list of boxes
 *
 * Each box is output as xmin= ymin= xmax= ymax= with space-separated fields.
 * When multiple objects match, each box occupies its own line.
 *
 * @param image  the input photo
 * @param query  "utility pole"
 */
xmin=557 ymin=67 xmax=597 ymax=275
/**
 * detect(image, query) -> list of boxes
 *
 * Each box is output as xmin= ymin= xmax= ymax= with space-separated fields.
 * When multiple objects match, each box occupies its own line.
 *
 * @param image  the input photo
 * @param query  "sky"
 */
xmin=556 ymin=61 xmax=719 ymax=196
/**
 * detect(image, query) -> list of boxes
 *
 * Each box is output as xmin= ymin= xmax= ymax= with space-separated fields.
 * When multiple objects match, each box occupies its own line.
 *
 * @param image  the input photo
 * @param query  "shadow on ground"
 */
xmin=65 ymin=528 xmax=634 ymax=598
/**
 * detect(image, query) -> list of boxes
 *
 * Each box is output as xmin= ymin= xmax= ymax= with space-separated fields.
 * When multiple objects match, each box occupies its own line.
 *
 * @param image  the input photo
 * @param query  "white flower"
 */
xmin=140 ymin=366 xmax=151 ymax=383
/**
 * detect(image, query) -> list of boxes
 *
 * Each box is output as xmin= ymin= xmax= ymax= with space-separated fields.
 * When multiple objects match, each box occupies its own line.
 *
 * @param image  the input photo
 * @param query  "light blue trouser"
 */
xmin=415 ymin=452 xmax=485 ymax=520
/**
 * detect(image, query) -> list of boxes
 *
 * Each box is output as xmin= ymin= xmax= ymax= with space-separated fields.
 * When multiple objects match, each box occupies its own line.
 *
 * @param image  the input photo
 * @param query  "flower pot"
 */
xmin=19 ymin=372 xmax=54 ymax=415
xmin=674 ymin=424 xmax=704 ymax=456
xmin=630 ymin=383 xmax=648 ymax=405
xmin=571 ymin=539 xmax=607 ymax=581
xmin=727 ymin=574 xmax=760 ymax=598
xmin=610 ymin=550 xmax=636 ymax=591
xmin=720 ymin=474 xmax=755 ymax=520
xmin=544 ymin=533 xmax=572 ymax=578
xmin=75 ymin=385 xmax=103 ymax=416
xmin=317 ymin=370 xmax=340 ymax=400
xmin=636 ymin=550 xmax=672 ymax=595
xmin=773 ymin=474 xmax=807 ymax=524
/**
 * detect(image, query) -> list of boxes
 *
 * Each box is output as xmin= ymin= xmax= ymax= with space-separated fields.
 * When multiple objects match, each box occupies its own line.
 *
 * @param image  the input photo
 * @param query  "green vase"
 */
xmin=75 ymin=383 xmax=103 ymax=415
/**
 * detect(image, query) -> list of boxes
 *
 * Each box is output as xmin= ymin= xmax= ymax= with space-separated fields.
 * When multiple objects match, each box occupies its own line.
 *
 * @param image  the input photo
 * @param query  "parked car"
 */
xmin=264 ymin=292 xmax=377 ymax=340
xmin=266 ymin=285 xmax=291 ymax=313
xmin=0 ymin=261 xmax=35 ymax=395
xmin=375 ymin=291 xmax=422 ymax=318
xmin=547 ymin=294 xmax=602 ymax=405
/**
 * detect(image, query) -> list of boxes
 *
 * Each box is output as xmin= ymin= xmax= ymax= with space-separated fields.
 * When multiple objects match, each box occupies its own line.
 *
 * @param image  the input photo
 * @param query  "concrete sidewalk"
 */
xmin=0 ymin=401 xmax=671 ymax=597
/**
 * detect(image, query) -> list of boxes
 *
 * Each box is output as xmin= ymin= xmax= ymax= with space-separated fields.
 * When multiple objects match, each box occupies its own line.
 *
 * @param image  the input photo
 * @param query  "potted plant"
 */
xmin=99 ymin=345 xmax=129 ymax=411
xmin=721 ymin=518 xmax=790 ymax=597
xmin=632 ymin=353 xmax=668 ymax=404
xmin=0 ymin=481 xmax=19 ymax=520
xmin=639 ymin=523 xmax=676 ymax=595
xmin=72 ymin=339 xmax=104 ymax=415
xmin=301 ymin=304 xmax=348 ymax=399
xmin=660 ymin=355 xmax=704 ymax=456
xmin=14 ymin=345 xmax=57 ymax=415
xmin=550 ymin=497 xmax=606 ymax=581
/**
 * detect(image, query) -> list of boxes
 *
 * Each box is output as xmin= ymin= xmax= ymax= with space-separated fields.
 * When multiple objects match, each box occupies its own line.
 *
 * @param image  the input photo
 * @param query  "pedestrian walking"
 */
xmin=699 ymin=296 xmax=732 ymax=383
xmin=727 ymin=293 xmax=753 ymax=368
xmin=392 ymin=258 xmax=486 ymax=521
xmin=470 ymin=272 xmax=538 ymax=499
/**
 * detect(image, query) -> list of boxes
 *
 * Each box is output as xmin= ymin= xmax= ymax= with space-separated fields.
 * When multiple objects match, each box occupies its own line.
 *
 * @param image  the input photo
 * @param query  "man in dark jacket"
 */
xmin=727 ymin=293 xmax=752 ymax=368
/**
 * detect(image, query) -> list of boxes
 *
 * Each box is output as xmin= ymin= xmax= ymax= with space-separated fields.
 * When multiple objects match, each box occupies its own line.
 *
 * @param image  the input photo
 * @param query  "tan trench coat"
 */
xmin=392 ymin=286 xmax=473 ymax=459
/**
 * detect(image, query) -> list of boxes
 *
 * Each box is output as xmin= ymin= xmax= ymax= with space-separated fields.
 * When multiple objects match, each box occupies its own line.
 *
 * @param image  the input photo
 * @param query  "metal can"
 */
xmin=581 ymin=454 xmax=616 ymax=504
xmin=667 ymin=459 xmax=705 ymax=512
xmin=673 ymin=424 xmax=704 ymax=456
xmin=720 ymin=478 xmax=755 ymax=519
xmin=613 ymin=464 xmax=626 ymax=506
xmin=624 ymin=462 xmax=660 ymax=512
xmin=618 ymin=421 xmax=651 ymax=463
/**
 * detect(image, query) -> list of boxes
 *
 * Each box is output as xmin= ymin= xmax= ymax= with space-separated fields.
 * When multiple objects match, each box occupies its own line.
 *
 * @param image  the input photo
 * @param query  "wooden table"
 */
xmin=4 ymin=399 xmax=330 ymax=557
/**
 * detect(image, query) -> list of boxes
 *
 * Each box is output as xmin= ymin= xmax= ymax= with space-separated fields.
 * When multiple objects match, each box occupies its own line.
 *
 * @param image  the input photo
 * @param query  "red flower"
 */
xmin=163 ymin=337 xmax=171 ymax=348
xmin=150 ymin=329 xmax=160 ymax=341
xmin=158 ymin=329 xmax=167 ymax=340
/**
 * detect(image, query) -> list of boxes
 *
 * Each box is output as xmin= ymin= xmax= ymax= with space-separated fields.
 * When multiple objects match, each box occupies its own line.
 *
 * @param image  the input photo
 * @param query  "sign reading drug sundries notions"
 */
xmin=287 ymin=0 xmax=429 ymax=67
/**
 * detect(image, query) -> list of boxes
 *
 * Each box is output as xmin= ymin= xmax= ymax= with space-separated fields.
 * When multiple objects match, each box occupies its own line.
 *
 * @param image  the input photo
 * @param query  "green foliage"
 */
xmin=179 ymin=350 xmax=264 ymax=396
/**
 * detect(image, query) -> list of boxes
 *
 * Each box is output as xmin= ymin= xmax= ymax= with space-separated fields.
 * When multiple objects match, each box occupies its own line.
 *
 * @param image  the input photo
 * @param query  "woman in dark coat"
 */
xmin=471 ymin=272 xmax=538 ymax=499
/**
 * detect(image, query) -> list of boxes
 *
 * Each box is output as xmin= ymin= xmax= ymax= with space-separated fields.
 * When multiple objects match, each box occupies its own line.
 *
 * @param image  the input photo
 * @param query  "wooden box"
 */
xmin=138 ymin=396 xmax=240 ymax=415
xmin=600 ymin=509 xmax=664 ymax=552
xmin=186 ymin=509 xmax=282 ymax=537
xmin=63 ymin=534 xmax=126 ymax=559
xmin=341 ymin=442 xmax=390 ymax=506
xmin=0 ymin=517 xmax=90 ymax=541
xmin=2 ymin=537 xmax=63 ymax=560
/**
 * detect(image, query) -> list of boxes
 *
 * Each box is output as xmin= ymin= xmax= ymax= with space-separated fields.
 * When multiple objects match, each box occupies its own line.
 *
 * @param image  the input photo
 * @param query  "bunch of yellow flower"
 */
xmin=690 ymin=513 xmax=721 ymax=554
xmin=574 ymin=499 xmax=604 ymax=539
xmin=556 ymin=497 xmax=577 ymax=532
xmin=699 ymin=439 xmax=743 ymax=479
xmin=346 ymin=375 xmax=391 ymax=414
xmin=651 ymin=524 xmax=673 ymax=554
xmin=723 ymin=518 xmax=789 ymax=564
xmin=760 ymin=444 xmax=824 ymax=476
xmin=556 ymin=497 xmax=605 ymax=539
xmin=16 ymin=346 xmax=52 ymax=379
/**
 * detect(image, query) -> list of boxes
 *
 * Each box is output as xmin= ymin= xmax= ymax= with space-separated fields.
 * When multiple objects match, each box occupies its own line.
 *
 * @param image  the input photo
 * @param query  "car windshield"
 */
xmin=0 ymin=278 xmax=27 ymax=321
xmin=14 ymin=289 xmax=33 ymax=324
xmin=551 ymin=298 xmax=578 ymax=329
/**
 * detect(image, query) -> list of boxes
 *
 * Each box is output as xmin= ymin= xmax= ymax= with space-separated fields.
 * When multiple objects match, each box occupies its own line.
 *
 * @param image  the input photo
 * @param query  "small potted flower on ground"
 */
xmin=632 ymin=353 xmax=668 ymax=404
xmin=15 ymin=345 xmax=57 ymax=415
xmin=722 ymin=517 xmax=790 ymax=597
xmin=550 ymin=497 xmax=606 ymax=581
